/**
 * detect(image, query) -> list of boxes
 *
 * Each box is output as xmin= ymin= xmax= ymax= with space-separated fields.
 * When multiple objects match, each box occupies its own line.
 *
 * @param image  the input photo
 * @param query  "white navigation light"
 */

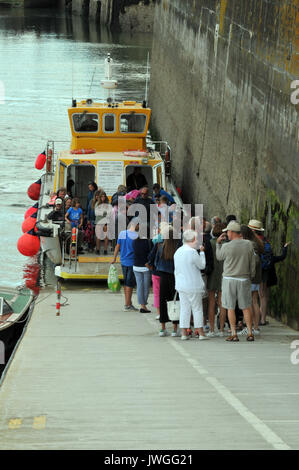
xmin=101 ymin=80 xmax=118 ymax=89
xmin=101 ymin=54 xmax=118 ymax=102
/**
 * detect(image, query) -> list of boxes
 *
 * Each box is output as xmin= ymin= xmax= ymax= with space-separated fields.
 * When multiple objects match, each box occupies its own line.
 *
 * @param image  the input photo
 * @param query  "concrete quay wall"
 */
xmin=69 ymin=0 xmax=155 ymax=31
xmin=149 ymin=0 xmax=299 ymax=328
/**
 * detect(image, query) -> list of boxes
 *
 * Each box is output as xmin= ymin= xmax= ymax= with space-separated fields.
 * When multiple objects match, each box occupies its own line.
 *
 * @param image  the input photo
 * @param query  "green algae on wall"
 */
xmin=259 ymin=190 xmax=299 ymax=330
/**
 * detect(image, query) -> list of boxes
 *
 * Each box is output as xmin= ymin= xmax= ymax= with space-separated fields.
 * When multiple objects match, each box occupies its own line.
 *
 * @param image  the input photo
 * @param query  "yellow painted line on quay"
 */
xmin=8 ymin=415 xmax=47 ymax=430
xmin=33 ymin=415 xmax=47 ymax=430
xmin=8 ymin=418 xmax=22 ymax=429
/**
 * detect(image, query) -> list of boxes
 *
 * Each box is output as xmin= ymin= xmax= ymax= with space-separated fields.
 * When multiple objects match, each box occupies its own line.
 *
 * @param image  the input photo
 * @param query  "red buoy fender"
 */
xmin=35 ymin=151 xmax=46 ymax=170
xmin=22 ymin=212 xmax=37 ymax=233
xmin=24 ymin=203 xmax=38 ymax=219
xmin=27 ymin=179 xmax=41 ymax=201
xmin=17 ymin=229 xmax=40 ymax=257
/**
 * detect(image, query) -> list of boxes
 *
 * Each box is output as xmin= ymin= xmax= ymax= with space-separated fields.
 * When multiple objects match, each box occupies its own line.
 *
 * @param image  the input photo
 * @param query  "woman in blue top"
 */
xmin=65 ymin=197 xmax=83 ymax=229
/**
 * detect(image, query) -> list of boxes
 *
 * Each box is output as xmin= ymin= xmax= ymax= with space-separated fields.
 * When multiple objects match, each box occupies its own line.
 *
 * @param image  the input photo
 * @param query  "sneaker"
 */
xmin=140 ymin=308 xmax=151 ymax=313
xmin=206 ymin=331 xmax=216 ymax=338
xmin=159 ymin=329 xmax=169 ymax=337
xmin=203 ymin=325 xmax=210 ymax=332
xmin=216 ymin=331 xmax=225 ymax=337
xmin=155 ymin=315 xmax=160 ymax=320
xmin=181 ymin=335 xmax=190 ymax=341
xmin=253 ymin=328 xmax=260 ymax=335
xmin=237 ymin=327 xmax=249 ymax=336
xmin=199 ymin=335 xmax=209 ymax=341
xmin=124 ymin=304 xmax=138 ymax=312
xmin=171 ymin=330 xmax=181 ymax=337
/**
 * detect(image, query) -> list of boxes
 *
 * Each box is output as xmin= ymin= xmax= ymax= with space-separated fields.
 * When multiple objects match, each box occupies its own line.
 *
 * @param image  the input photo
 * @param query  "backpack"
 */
xmin=261 ymin=240 xmax=273 ymax=270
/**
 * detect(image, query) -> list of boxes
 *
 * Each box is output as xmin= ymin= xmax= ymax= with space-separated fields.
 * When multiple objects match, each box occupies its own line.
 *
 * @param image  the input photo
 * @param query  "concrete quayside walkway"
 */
xmin=0 ymin=285 xmax=299 ymax=450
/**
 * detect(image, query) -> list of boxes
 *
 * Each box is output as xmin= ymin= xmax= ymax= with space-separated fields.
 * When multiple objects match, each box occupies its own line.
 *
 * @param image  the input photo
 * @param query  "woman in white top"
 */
xmin=174 ymin=230 xmax=207 ymax=340
xmin=94 ymin=191 xmax=113 ymax=255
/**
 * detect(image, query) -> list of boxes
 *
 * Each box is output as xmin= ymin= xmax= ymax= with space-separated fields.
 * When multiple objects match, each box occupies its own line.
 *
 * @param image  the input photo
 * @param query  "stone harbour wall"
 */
xmin=68 ymin=0 xmax=155 ymax=30
xmin=149 ymin=0 xmax=299 ymax=328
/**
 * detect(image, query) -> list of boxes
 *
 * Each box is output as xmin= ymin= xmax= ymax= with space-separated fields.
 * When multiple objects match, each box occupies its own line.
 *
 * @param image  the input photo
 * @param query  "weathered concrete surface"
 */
xmin=149 ymin=0 xmax=299 ymax=328
xmin=0 ymin=0 xmax=59 ymax=6
xmin=69 ymin=0 xmax=155 ymax=30
xmin=0 ymin=287 xmax=299 ymax=450
xmin=118 ymin=0 xmax=155 ymax=32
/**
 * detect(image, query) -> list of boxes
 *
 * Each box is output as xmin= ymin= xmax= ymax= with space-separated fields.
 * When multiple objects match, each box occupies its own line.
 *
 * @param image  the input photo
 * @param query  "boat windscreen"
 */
xmin=120 ymin=113 xmax=147 ymax=133
xmin=0 ymin=298 xmax=13 ymax=316
xmin=73 ymin=112 xmax=99 ymax=132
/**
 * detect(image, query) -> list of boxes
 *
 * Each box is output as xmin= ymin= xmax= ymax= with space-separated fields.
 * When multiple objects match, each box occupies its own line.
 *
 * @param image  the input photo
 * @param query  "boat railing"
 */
xmin=149 ymin=141 xmax=172 ymax=177
xmin=60 ymin=226 xmax=78 ymax=272
xmin=46 ymin=140 xmax=70 ymax=174
xmin=148 ymin=140 xmax=169 ymax=158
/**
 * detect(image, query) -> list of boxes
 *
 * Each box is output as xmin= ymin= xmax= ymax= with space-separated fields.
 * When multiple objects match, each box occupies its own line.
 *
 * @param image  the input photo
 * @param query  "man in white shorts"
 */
xmin=216 ymin=221 xmax=256 ymax=342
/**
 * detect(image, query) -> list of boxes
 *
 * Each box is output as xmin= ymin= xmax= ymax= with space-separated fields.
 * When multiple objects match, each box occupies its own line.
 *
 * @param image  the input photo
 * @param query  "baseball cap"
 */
xmin=222 ymin=221 xmax=241 ymax=232
xmin=55 ymin=198 xmax=63 ymax=205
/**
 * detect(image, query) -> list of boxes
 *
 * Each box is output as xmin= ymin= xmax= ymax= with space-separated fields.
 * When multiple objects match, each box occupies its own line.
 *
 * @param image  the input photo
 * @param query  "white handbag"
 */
xmin=167 ymin=291 xmax=180 ymax=321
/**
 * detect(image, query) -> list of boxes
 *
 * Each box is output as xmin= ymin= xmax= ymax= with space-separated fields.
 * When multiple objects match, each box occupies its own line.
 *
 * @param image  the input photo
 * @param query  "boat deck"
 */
xmin=0 ymin=287 xmax=299 ymax=450
xmin=57 ymin=249 xmax=123 ymax=280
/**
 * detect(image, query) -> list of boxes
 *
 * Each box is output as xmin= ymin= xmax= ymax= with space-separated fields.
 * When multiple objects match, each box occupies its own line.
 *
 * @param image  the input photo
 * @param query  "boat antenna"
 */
xmin=144 ymin=51 xmax=150 ymax=106
xmin=89 ymin=66 xmax=97 ymax=97
xmin=72 ymin=59 xmax=76 ymax=107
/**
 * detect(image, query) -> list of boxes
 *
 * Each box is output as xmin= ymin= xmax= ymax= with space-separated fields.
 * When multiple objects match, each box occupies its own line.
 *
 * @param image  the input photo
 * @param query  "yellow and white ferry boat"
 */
xmin=34 ymin=54 xmax=182 ymax=281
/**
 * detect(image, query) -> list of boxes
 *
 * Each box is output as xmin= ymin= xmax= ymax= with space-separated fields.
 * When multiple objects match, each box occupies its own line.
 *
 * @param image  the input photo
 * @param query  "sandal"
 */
xmin=247 ymin=334 xmax=255 ymax=342
xmin=259 ymin=321 xmax=269 ymax=326
xmin=226 ymin=335 xmax=239 ymax=342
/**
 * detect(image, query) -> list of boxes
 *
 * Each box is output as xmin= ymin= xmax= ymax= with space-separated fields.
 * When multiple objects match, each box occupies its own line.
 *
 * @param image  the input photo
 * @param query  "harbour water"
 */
xmin=0 ymin=7 xmax=152 ymax=287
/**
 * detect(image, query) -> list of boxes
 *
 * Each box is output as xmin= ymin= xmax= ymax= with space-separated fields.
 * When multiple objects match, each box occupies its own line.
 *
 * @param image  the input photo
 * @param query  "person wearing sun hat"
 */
xmin=248 ymin=218 xmax=290 ymax=326
xmin=248 ymin=219 xmax=264 ymax=232
xmin=216 ymin=220 xmax=256 ymax=342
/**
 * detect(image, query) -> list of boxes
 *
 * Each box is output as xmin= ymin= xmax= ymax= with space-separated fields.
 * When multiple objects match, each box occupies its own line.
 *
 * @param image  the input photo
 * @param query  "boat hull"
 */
xmin=40 ymin=235 xmax=62 ymax=265
xmin=0 ymin=286 xmax=34 ymax=379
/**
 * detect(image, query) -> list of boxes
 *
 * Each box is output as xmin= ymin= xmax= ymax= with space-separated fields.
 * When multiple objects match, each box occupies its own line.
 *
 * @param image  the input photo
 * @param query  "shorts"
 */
xmin=121 ymin=265 xmax=136 ymax=288
xmin=221 ymin=278 xmax=251 ymax=310
xmin=251 ymin=283 xmax=260 ymax=292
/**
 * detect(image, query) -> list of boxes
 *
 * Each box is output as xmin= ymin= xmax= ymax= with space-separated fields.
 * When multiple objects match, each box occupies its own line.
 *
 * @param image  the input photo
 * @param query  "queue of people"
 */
xmin=112 ymin=210 xmax=289 ymax=342
xmin=47 ymin=179 xmax=289 ymax=342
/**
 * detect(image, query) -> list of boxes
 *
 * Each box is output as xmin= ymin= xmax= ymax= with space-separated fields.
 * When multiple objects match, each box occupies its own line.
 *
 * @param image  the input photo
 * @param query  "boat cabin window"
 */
xmin=120 ymin=114 xmax=147 ymax=133
xmin=103 ymin=113 xmax=116 ymax=133
xmin=72 ymin=113 xmax=99 ymax=133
